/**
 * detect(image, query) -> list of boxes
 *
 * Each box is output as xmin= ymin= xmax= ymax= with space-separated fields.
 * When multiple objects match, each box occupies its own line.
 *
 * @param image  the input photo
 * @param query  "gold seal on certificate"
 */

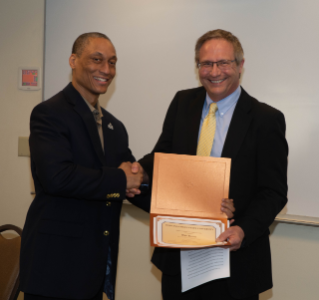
xmin=150 ymin=153 xmax=231 ymax=248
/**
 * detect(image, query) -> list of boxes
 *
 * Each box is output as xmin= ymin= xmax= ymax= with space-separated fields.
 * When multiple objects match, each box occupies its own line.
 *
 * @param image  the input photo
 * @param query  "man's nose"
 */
xmin=209 ymin=63 xmax=221 ymax=76
xmin=100 ymin=62 xmax=112 ymax=74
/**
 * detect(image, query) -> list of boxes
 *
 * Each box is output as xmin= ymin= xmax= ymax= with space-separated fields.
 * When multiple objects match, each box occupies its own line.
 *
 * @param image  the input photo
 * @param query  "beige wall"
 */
xmin=266 ymin=222 xmax=319 ymax=300
xmin=0 ymin=0 xmax=44 ymax=228
xmin=116 ymin=205 xmax=319 ymax=300
xmin=1 ymin=1 xmax=318 ymax=300
xmin=0 ymin=1 xmax=45 ymax=299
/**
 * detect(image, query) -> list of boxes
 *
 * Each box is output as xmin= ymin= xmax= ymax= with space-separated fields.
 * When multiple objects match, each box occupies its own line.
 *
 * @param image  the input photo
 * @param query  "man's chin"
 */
xmin=206 ymin=89 xmax=226 ymax=102
xmin=93 ymin=87 xmax=108 ymax=95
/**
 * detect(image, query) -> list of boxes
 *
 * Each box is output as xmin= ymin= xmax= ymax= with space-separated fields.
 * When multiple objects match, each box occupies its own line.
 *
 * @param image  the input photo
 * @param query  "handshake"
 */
xmin=118 ymin=162 xmax=148 ymax=197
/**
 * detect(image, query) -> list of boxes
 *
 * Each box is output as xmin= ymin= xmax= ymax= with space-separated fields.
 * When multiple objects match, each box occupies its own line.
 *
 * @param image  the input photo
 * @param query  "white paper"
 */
xmin=180 ymin=247 xmax=230 ymax=292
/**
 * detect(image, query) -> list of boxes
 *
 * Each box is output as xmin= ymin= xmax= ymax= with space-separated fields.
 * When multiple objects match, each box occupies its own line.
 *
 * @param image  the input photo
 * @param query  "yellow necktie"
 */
xmin=196 ymin=103 xmax=218 ymax=156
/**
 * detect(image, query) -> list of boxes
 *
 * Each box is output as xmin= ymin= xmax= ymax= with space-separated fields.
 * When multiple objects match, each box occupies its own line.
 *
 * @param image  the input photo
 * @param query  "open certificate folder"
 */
xmin=150 ymin=153 xmax=231 ymax=248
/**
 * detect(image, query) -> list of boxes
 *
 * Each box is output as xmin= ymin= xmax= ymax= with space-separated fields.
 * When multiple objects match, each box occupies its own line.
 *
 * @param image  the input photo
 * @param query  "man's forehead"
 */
xmin=83 ymin=37 xmax=116 ymax=55
xmin=200 ymin=39 xmax=234 ymax=57
xmin=90 ymin=51 xmax=116 ymax=58
xmin=203 ymin=39 xmax=233 ymax=50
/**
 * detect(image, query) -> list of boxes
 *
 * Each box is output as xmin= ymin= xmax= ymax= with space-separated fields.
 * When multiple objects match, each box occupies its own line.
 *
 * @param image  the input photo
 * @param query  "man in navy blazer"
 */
xmin=138 ymin=30 xmax=288 ymax=300
xmin=20 ymin=32 xmax=148 ymax=300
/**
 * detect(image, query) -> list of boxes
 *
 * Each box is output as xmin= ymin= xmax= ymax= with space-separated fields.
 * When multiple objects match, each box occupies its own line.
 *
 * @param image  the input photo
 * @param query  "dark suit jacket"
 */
xmin=20 ymin=83 xmax=148 ymax=300
xmin=139 ymin=86 xmax=288 ymax=299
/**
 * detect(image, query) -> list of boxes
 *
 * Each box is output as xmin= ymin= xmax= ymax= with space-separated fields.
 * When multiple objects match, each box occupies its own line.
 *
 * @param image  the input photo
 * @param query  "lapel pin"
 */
xmin=108 ymin=123 xmax=114 ymax=130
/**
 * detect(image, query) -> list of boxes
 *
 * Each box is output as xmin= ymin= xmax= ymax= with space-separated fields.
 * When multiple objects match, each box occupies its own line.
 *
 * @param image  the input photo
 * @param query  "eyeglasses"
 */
xmin=197 ymin=60 xmax=236 ymax=71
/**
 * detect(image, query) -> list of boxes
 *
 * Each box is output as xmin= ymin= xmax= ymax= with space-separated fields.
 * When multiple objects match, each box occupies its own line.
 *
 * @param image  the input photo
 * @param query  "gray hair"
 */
xmin=195 ymin=29 xmax=244 ymax=65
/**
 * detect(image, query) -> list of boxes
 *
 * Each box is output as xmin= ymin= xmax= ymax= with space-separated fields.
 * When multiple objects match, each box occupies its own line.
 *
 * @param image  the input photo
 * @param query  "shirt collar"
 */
xmin=205 ymin=86 xmax=241 ymax=116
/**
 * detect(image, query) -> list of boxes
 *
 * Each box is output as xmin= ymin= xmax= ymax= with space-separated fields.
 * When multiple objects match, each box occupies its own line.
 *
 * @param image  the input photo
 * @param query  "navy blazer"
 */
xmin=139 ymin=86 xmax=288 ymax=298
xmin=20 ymin=83 xmax=149 ymax=299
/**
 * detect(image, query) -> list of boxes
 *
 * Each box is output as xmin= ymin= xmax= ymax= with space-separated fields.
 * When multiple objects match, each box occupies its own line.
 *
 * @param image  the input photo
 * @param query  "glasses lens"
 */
xmin=199 ymin=60 xmax=233 ymax=71
xmin=218 ymin=61 xmax=231 ymax=70
xmin=199 ymin=63 xmax=210 ymax=70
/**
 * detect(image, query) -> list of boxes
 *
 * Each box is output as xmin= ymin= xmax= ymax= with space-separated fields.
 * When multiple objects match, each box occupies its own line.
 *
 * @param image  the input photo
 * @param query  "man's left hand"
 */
xmin=221 ymin=198 xmax=235 ymax=219
xmin=216 ymin=225 xmax=245 ymax=251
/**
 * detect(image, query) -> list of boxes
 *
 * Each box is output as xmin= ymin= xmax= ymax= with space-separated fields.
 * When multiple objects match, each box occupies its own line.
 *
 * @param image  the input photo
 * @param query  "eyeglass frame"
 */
xmin=197 ymin=59 xmax=237 ymax=70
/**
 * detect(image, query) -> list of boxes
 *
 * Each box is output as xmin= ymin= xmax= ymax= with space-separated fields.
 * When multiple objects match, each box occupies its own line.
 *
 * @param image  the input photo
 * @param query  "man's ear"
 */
xmin=69 ymin=54 xmax=77 ymax=69
xmin=238 ymin=58 xmax=245 ymax=75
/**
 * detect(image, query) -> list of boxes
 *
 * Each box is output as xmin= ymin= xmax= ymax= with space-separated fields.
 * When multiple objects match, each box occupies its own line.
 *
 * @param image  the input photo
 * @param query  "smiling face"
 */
xmin=69 ymin=37 xmax=117 ymax=105
xmin=198 ymin=39 xmax=244 ymax=102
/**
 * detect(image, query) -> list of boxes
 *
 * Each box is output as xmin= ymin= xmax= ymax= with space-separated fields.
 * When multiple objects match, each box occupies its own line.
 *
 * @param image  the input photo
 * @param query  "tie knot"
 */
xmin=93 ymin=109 xmax=101 ymax=122
xmin=209 ymin=103 xmax=218 ymax=114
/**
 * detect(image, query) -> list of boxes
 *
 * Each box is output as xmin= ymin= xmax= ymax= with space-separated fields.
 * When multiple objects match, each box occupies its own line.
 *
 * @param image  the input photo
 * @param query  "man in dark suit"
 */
xmin=20 ymin=32 xmax=148 ymax=300
xmin=138 ymin=29 xmax=288 ymax=299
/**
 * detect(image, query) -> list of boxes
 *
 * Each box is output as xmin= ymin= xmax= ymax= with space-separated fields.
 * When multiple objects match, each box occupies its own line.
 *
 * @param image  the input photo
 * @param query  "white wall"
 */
xmin=1 ymin=1 xmax=319 ymax=300
xmin=44 ymin=0 xmax=319 ymax=218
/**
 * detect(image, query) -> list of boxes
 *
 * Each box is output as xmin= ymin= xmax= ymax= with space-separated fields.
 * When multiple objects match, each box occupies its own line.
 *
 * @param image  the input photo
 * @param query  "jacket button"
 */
xmin=106 ymin=201 xmax=111 ymax=206
xmin=103 ymin=231 xmax=109 ymax=236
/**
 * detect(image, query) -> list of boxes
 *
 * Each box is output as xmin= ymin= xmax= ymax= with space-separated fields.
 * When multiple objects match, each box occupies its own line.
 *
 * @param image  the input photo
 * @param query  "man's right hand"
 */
xmin=118 ymin=162 xmax=143 ymax=190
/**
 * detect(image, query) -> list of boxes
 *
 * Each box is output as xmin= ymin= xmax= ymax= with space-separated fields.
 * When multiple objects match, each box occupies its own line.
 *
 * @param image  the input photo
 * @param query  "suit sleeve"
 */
xmin=233 ymin=110 xmax=288 ymax=246
xmin=30 ymin=103 xmax=127 ymax=201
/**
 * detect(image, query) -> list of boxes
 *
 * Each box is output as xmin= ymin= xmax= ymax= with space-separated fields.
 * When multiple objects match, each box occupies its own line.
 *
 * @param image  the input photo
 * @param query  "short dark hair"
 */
xmin=195 ymin=29 xmax=244 ymax=65
xmin=72 ymin=32 xmax=111 ymax=56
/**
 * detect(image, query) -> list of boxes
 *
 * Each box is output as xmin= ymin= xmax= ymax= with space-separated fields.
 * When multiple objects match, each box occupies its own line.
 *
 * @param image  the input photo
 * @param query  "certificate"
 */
xmin=162 ymin=222 xmax=216 ymax=246
xmin=152 ymin=216 xmax=227 ymax=248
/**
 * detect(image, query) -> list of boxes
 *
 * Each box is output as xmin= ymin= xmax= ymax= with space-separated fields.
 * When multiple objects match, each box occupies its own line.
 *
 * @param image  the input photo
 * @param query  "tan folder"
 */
xmin=150 ymin=153 xmax=231 ymax=248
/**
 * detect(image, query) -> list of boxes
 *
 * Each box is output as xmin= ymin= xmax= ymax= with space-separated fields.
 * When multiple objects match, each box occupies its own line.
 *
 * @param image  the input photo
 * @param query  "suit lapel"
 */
xmin=221 ymin=88 xmax=253 ymax=160
xmin=63 ymin=83 xmax=106 ymax=166
xmin=101 ymin=114 xmax=116 ymax=166
xmin=187 ymin=88 xmax=206 ymax=155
